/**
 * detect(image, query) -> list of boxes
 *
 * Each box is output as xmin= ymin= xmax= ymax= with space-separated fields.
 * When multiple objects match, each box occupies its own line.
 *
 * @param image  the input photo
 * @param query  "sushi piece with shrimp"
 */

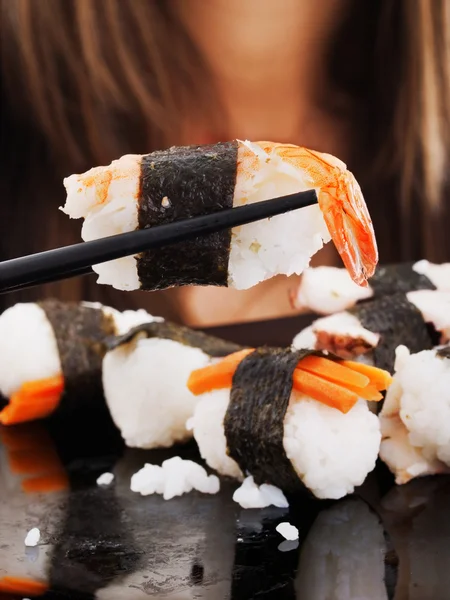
xmin=293 ymin=290 xmax=449 ymax=372
xmin=291 ymin=260 xmax=450 ymax=315
xmin=0 ymin=300 xmax=158 ymax=426
xmin=61 ymin=140 xmax=378 ymax=292
xmin=102 ymin=321 xmax=243 ymax=449
xmin=379 ymin=344 xmax=450 ymax=484
xmin=187 ymin=347 xmax=392 ymax=500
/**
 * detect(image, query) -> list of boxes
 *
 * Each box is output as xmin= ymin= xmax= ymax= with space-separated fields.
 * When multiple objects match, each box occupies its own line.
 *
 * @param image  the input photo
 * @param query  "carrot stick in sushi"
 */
xmin=188 ymin=350 xmax=387 ymax=412
xmin=188 ymin=347 xmax=391 ymax=500
xmin=61 ymin=141 xmax=378 ymax=292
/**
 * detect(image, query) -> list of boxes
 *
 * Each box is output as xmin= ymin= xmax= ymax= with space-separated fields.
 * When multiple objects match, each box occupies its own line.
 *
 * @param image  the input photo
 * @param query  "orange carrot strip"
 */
xmin=187 ymin=349 xmax=254 ymax=395
xmin=340 ymin=360 xmax=393 ymax=391
xmin=298 ymin=355 xmax=370 ymax=388
xmin=344 ymin=383 xmax=383 ymax=402
xmin=20 ymin=375 xmax=64 ymax=396
xmin=0 ymin=376 xmax=64 ymax=425
xmin=0 ymin=576 xmax=48 ymax=596
xmin=22 ymin=471 xmax=69 ymax=493
xmin=293 ymin=368 xmax=359 ymax=414
xmin=0 ymin=394 xmax=61 ymax=425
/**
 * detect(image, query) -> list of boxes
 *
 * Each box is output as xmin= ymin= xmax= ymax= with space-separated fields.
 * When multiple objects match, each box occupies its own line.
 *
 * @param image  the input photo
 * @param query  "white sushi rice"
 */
xmin=96 ymin=472 xmax=114 ymax=486
xmin=82 ymin=301 xmax=162 ymax=335
xmin=276 ymin=522 xmax=299 ymax=541
xmin=24 ymin=527 xmax=40 ymax=547
xmin=191 ymin=389 xmax=381 ymax=500
xmin=413 ymin=260 xmax=450 ymax=291
xmin=62 ymin=154 xmax=142 ymax=290
xmin=379 ymin=345 xmax=450 ymax=484
xmin=130 ymin=456 xmax=220 ymax=500
xmin=62 ymin=141 xmax=331 ymax=292
xmin=0 ymin=303 xmax=61 ymax=397
xmin=103 ymin=337 xmax=210 ymax=448
xmin=0 ymin=302 xmax=158 ymax=398
xmin=228 ymin=140 xmax=331 ymax=290
xmin=407 ymin=290 xmax=450 ymax=343
xmin=293 ymin=266 xmax=373 ymax=314
xmin=232 ymin=475 xmax=289 ymax=509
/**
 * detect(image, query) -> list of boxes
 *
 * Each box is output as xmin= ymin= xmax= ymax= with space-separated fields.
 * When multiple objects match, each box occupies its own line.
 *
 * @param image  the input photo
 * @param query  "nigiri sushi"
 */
xmin=61 ymin=140 xmax=378 ymax=292
xmin=102 ymin=321 xmax=242 ymax=449
xmin=379 ymin=345 xmax=450 ymax=484
xmin=293 ymin=291 xmax=449 ymax=372
xmin=0 ymin=300 xmax=158 ymax=425
xmin=292 ymin=260 xmax=450 ymax=314
xmin=187 ymin=347 xmax=392 ymax=500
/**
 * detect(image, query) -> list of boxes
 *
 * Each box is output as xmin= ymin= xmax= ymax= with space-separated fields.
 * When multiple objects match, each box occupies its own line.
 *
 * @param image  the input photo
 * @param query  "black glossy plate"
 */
xmin=0 ymin=315 xmax=449 ymax=600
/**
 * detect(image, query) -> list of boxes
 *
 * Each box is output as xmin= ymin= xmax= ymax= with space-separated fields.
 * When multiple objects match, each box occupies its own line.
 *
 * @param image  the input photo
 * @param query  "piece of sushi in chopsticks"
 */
xmin=61 ymin=140 xmax=378 ymax=292
xmin=291 ymin=260 xmax=450 ymax=315
xmin=102 ymin=321 xmax=243 ymax=449
xmin=0 ymin=300 xmax=159 ymax=425
xmin=379 ymin=344 xmax=450 ymax=485
xmin=187 ymin=347 xmax=392 ymax=500
xmin=293 ymin=291 xmax=450 ymax=372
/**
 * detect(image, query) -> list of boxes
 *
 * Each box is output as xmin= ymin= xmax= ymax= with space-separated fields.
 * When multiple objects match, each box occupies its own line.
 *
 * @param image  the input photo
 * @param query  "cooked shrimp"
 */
xmin=237 ymin=141 xmax=378 ymax=286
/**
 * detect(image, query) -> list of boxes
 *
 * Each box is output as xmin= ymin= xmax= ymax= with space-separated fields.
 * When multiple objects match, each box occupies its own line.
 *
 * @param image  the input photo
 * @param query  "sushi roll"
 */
xmin=187 ymin=347 xmax=392 ymax=500
xmin=102 ymin=321 xmax=243 ymax=449
xmin=295 ymin=498 xmax=391 ymax=600
xmin=379 ymin=345 xmax=450 ymax=484
xmin=292 ymin=260 xmax=450 ymax=314
xmin=292 ymin=290 xmax=449 ymax=372
xmin=61 ymin=140 xmax=378 ymax=292
xmin=0 ymin=300 xmax=158 ymax=426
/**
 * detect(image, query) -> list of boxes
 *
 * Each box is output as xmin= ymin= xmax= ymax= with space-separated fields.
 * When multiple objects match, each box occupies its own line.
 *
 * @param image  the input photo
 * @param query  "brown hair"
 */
xmin=1 ymin=0 xmax=449 ymax=315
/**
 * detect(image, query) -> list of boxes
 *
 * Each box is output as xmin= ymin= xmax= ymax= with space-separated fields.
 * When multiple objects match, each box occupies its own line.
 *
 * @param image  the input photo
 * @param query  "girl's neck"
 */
xmin=176 ymin=0 xmax=351 ymax=141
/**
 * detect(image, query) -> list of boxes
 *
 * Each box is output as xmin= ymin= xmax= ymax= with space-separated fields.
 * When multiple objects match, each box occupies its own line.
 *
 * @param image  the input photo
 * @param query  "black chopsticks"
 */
xmin=0 ymin=189 xmax=318 ymax=294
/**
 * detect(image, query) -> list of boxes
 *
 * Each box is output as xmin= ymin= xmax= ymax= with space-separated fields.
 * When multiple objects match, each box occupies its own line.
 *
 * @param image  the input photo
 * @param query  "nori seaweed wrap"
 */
xmin=365 ymin=262 xmax=436 ymax=297
xmin=225 ymin=348 xmax=311 ymax=494
xmin=39 ymin=300 xmax=116 ymax=413
xmin=107 ymin=319 xmax=243 ymax=357
xmin=349 ymin=293 xmax=435 ymax=372
xmin=137 ymin=141 xmax=238 ymax=289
